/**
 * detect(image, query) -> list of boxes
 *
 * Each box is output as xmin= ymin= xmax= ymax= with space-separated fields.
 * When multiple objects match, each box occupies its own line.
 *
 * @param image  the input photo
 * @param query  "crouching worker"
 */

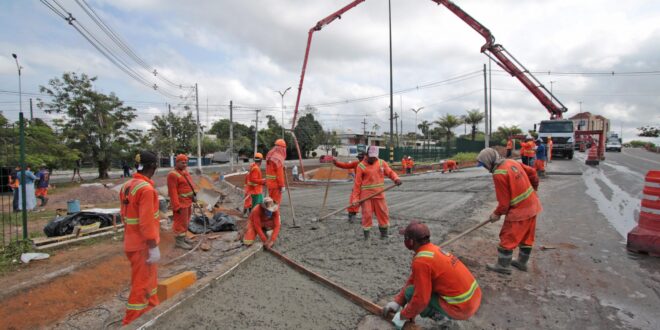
xmin=242 ymin=197 xmax=281 ymax=249
xmin=383 ymin=221 xmax=481 ymax=329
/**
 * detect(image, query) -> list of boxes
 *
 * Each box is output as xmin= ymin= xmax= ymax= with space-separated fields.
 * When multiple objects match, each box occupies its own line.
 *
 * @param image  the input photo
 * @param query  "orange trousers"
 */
xmin=534 ymin=159 xmax=546 ymax=172
xmin=361 ymin=197 xmax=389 ymax=230
xmin=35 ymin=188 xmax=48 ymax=197
xmin=123 ymin=249 xmax=159 ymax=325
xmin=172 ymin=206 xmax=191 ymax=235
xmin=242 ymin=219 xmax=275 ymax=245
xmin=498 ymin=216 xmax=537 ymax=250
xmin=268 ymin=187 xmax=282 ymax=205
xmin=243 ymin=192 xmax=252 ymax=210
xmin=347 ymin=195 xmax=359 ymax=213
xmin=443 ymin=163 xmax=458 ymax=172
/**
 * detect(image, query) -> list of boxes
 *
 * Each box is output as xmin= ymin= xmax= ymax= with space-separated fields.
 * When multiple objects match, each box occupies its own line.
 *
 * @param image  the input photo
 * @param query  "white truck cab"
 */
xmin=538 ymin=120 xmax=575 ymax=159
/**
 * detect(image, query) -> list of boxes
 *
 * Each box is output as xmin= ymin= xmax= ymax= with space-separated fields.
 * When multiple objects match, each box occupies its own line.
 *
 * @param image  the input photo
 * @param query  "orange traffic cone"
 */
xmin=627 ymin=170 xmax=660 ymax=256
xmin=585 ymin=144 xmax=599 ymax=166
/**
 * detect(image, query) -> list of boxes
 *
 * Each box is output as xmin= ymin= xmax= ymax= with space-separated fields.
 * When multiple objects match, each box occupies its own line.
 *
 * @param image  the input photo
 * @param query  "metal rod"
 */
xmin=438 ymin=218 xmax=491 ymax=248
xmin=282 ymin=167 xmax=299 ymax=227
xmin=319 ymin=184 xmax=397 ymax=221
xmin=318 ymin=165 xmax=334 ymax=217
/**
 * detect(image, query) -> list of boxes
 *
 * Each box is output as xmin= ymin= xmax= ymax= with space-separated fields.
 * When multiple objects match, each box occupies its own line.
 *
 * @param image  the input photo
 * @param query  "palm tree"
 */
xmin=435 ymin=114 xmax=462 ymax=149
xmin=418 ymin=120 xmax=431 ymax=148
xmin=372 ymin=123 xmax=380 ymax=135
xmin=464 ymin=109 xmax=485 ymax=141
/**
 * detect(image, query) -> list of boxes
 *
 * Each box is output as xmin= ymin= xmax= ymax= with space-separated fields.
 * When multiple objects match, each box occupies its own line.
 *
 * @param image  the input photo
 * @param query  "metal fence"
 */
xmin=1 ymin=115 xmax=27 ymax=247
xmin=379 ymin=138 xmax=493 ymax=162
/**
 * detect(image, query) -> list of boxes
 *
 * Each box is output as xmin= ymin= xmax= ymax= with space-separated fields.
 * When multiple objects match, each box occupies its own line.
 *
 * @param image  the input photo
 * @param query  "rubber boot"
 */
xmin=175 ymin=235 xmax=193 ymax=250
xmin=511 ymin=246 xmax=532 ymax=271
xmin=183 ymin=236 xmax=195 ymax=245
xmin=379 ymin=227 xmax=389 ymax=239
xmin=348 ymin=212 xmax=357 ymax=223
xmin=486 ymin=247 xmax=512 ymax=275
xmin=363 ymin=230 xmax=370 ymax=240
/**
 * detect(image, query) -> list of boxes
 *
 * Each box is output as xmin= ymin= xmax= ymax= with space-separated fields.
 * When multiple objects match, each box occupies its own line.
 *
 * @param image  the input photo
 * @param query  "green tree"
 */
xmin=435 ymin=114 xmax=462 ymax=149
xmin=638 ymin=125 xmax=659 ymax=137
xmin=418 ymin=120 xmax=431 ymax=148
xmin=320 ymin=130 xmax=340 ymax=155
xmin=294 ymin=113 xmax=324 ymax=158
xmin=38 ymin=72 xmax=137 ymax=179
xmin=150 ymin=112 xmax=197 ymax=157
xmin=492 ymin=125 xmax=523 ymax=145
xmin=463 ymin=109 xmax=485 ymax=141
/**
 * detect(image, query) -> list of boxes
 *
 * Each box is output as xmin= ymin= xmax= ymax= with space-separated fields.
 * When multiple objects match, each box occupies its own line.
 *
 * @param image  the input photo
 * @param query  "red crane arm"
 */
xmin=432 ymin=0 xmax=567 ymax=119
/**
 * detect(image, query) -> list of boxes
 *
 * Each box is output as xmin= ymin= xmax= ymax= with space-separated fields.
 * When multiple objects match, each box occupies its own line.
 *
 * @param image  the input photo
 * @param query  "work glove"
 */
xmin=394 ymin=179 xmax=402 ymax=186
xmin=382 ymin=301 xmax=400 ymax=317
xmin=146 ymin=247 xmax=161 ymax=264
xmin=489 ymin=213 xmax=501 ymax=223
xmin=391 ymin=311 xmax=406 ymax=330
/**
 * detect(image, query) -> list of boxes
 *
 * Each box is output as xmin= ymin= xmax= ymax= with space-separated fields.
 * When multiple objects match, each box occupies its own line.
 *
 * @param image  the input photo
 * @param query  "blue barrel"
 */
xmin=67 ymin=199 xmax=81 ymax=213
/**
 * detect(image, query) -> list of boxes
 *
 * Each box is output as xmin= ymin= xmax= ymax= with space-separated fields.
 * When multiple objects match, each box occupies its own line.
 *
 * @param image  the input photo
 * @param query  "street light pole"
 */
xmin=410 ymin=107 xmax=423 ymax=148
xmin=549 ymin=80 xmax=555 ymax=94
xmin=12 ymin=54 xmax=22 ymax=114
xmin=276 ymin=87 xmax=291 ymax=139
xmin=13 ymin=53 xmax=27 ymax=240
xmin=388 ymin=0 xmax=394 ymax=162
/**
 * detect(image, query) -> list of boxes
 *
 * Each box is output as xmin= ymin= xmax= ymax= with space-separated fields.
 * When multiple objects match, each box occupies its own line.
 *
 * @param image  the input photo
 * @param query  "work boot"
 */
xmin=363 ymin=230 xmax=370 ymax=240
xmin=183 ymin=236 xmax=195 ymax=245
xmin=175 ymin=236 xmax=193 ymax=250
xmin=348 ymin=212 xmax=357 ymax=223
xmin=379 ymin=227 xmax=389 ymax=239
xmin=511 ymin=246 xmax=532 ymax=271
xmin=41 ymin=197 xmax=48 ymax=206
xmin=486 ymin=247 xmax=512 ymax=275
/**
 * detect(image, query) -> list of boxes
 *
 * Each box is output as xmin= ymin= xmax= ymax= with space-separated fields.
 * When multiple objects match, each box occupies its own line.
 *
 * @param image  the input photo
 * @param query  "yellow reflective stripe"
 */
xmin=511 ymin=186 xmax=534 ymax=206
xmin=358 ymin=163 xmax=366 ymax=170
xmin=150 ymin=288 xmax=158 ymax=296
xmin=493 ymin=169 xmax=508 ymax=175
xmin=170 ymin=171 xmax=182 ymax=178
xmin=442 ymin=280 xmax=479 ymax=305
xmin=124 ymin=217 xmax=139 ymax=225
xmin=179 ymin=191 xmax=194 ymax=197
xmin=414 ymin=251 xmax=434 ymax=259
xmin=247 ymin=182 xmax=258 ymax=186
xmin=131 ymin=182 xmax=149 ymax=195
xmin=154 ymin=211 xmax=160 ymax=218
xmin=361 ymin=183 xmax=384 ymax=190
xmin=265 ymin=175 xmax=277 ymax=180
xmin=126 ymin=302 xmax=148 ymax=310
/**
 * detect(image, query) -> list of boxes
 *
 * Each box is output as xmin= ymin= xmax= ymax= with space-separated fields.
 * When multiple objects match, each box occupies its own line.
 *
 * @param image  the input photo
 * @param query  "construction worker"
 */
xmin=333 ymin=152 xmax=366 ymax=222
xmin=352 ymin=146 xmax=402 ymax=239
xmin=383 ymin=221 xmax=481 ymax=329
xmin=534 ymin=138 xmax=547 ymax=177
xmin=35 ymin=164 xmax=50 ymax=206
xmin=476 ymin=148 xmax=542 ymax=275
xmin=523 ymin=136 xmax=537 ymax=166
xmin=9 ymin=166 xmax=20 ymax=212
xmin=547 ymin=135 xmax=553 ymax=163
xmin=120 ymin=151 xmax=161 ymax=325
xmin=245 ymin=153 xmax=266 ymax=211
xmin=441 ymin=160 xmax=458 ymax=173
xmin=242 ymin=197 xmax=281 ymax=249
xmin=401 ymin=156 xmax=408 ymax=175
xmin=167 ymin=154 xmax=196 ymax=250
xmin=266 ymin=139 xmax=287 ymax=205
xmin=506 ymin=138 xmax=513 ymax=158
xmin=407 ymin=156 xmax=415 ymax=174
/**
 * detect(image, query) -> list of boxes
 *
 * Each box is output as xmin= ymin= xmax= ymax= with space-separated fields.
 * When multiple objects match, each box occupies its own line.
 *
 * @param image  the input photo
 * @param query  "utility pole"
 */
xmin=483 ymin=64 xmax=489 ymax=148
xmin=168 ymin=104 xmax=174 ymax=167
xmin=254 ymin=109 xmax=261 ymax=157
xmin=13 ymin=53 xmax=27 ymax=239
xmin=399 ymin=95 xmax=403 ymax=146
xmin=488 ymin=59 xmax=492 ymax=139
xmin=361 ymin=117 xmax=367 ymax=144
xmin=229 ymin=100 xmax=234 ymax=172
xmin=388 ymin=0 xmax=394 ymax=162
xmin=393 ymin=112 xmax=400 ymax=147
xmin=195 ymin=83 xmax=202 ymax=172
xmin=29 ymin=98 xmax=33 ymax=121
xmin=276 ymin=87 xmax=292 ymax=138
xmin=410 ymin=107 xmax=423 ymax=148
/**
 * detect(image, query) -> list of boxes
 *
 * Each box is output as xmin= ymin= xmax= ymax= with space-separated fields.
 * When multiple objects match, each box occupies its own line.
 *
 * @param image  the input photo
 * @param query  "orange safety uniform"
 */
xmin=265 ymin=159 xmax=285 ymax=205
xmin=401 ymin=158 xmax=409 ymax=174
xmin=242 ymin=205 xmax=281 ymax=245
xmin=394 ymin=243 xmax=481 ymax=320
xmin=523 ymin=141 xmax=536 ymax=158
xmin=443 ymin=160 xmax=458 ymax=173
xmin=8 ymin=175 xmax=19 ymax=189
xmin=534 ymin=159 xmax=546 ymax=172
xmin=334 ymin=160 xmax=361 ymax=213
xmin=547 ymin=139 xmax=553 ymax=162
xmin=167 ymin=169 xmax=195 ymax=235
xmin=492 ymin=160 xmax=542 ymax=250
xmin=506 ymin=140 xmax=513 ymax=150
xmin=246 ymin=162 xmax=266 ymax=208
xmin=119 ymin=173 xmax=160 ymax=325
xmin=352 ymin=159 xmax=399 ymax=230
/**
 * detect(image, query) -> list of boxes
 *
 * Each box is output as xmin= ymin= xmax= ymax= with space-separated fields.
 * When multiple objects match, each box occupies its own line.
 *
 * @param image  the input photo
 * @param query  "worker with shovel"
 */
xmin=332 ymin=151 xmax=366 ymax=223
xmin=352 ymin=146 xmax=401 ymax=239
xmin=477 ymin=148 xmax=542 ymax=274
xmin=242 ymin=197 xmax=281 ymax=249
xmin=245 ymin=152 xmax=266 ymax=213
xmin=266 ymin=139 xmax=287 ymax=206
xmin=383 ymin=221 xmax=481 ymax=329
xmin=167 ymin=154 xmax=197 ymax=250
xmin=120 ymin=151 xmax=161 ymax=325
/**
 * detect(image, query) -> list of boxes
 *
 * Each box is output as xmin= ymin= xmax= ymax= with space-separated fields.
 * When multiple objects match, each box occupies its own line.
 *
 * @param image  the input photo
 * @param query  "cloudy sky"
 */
xmin=1 ymin=0 xmax=659 ymax=142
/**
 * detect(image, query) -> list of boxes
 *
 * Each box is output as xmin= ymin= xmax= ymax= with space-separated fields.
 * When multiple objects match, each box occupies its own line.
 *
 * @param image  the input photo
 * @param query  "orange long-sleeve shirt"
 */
xmin=351 ymin=159 xmax=399 ymax=202
xmin=334 ymin=160 xmax=360 ymax=169
xmin=249 ymin=205 xmax=281 ymax=243
xmin=120 ymin=173 xmax=160 ymax=252
xmin=245 ymin=162 xmax=265 ymax=195
xmin=167 ymin=169 xmax=195 ymax=211
xmin=506 ymin=140 xmax=513 ymax=150
xmin=492 ymin=159 xmax=542 ymax=221
xmin=266 ymin=160 xmax=285 ymax=189
xmin=394 ymin=243 xmax=481 ymax=320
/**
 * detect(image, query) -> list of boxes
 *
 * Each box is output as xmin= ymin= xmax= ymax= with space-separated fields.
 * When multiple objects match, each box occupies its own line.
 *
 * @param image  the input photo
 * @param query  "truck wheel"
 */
xmin=567 ymin=151 xmax=574 ymax=160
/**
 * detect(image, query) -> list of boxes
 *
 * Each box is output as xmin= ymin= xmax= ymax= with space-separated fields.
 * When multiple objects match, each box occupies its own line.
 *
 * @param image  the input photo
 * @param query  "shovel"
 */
xmin=317 ymin=184 xmax=398 ymax=221
xmin=283 ymin=167 xmax=300 ymax=228
xmin=438 ymin=218 xmax=492 ymax=248
xmin=318 ymin=164 xmax=334 ymax=218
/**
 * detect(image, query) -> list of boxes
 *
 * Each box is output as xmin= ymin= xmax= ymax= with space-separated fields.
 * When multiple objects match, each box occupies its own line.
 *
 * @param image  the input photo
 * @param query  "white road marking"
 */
xmin=622 ymin=149 xmax=660 ymax=166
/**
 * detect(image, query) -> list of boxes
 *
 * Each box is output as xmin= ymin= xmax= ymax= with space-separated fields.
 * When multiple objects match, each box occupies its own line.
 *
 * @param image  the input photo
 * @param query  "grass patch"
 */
xmin=0 ymin=240 xmax=32 ymax=275
xmin=452 ymin=152 xmax=479 ymax=163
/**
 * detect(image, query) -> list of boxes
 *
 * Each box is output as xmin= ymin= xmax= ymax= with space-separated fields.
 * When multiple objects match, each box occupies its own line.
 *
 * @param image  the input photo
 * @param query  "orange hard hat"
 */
xmin=275 ymin=139 xmax=286 ymax=147
xmin=254 ymin=152 xmax=264 ymax=160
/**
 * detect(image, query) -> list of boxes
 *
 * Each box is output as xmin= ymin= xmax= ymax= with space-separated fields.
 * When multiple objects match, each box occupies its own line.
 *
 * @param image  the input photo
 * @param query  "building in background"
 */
xmin=569 ymin=112 xmax=610 ymax=133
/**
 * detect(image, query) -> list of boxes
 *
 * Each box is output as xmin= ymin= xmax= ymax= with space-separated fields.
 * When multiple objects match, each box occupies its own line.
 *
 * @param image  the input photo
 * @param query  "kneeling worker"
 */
xmin=242 ymin=197 xmax=281 ymax=249
xmin=383 ymin=221 xmax=481 ymax=329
